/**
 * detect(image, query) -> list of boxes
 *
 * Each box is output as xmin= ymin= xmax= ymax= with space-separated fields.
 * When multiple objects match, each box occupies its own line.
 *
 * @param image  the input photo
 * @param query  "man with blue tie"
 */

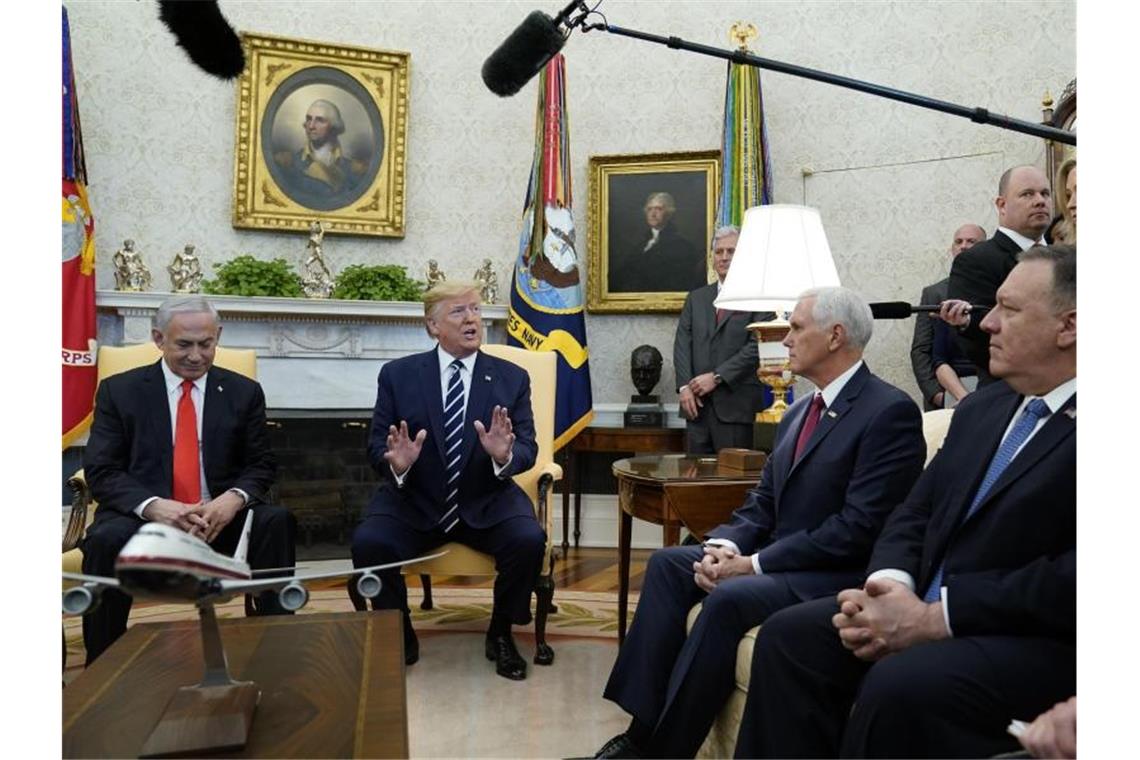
xmin=740 ymin=245 xmax=1076 ymax=758
xmin=351 ymin=281 xmax=545 ymax=680
xmin=593 ymin=287 xmax=926 ymax=758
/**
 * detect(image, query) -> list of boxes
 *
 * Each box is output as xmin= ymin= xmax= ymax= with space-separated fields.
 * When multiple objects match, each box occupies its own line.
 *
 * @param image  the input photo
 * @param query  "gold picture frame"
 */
xmin=232 ymin=32 xmax=409 ymax=238
xmin=586 ymin=150 xmax=721 ymax=313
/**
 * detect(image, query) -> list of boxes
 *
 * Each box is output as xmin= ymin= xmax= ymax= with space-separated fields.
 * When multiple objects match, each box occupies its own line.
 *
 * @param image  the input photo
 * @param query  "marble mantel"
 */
xmin=96 ymin=291 xmax=509 ymax=412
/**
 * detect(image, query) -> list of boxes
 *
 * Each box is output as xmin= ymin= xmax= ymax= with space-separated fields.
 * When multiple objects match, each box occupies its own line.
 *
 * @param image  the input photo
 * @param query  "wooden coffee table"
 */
xmin=63 ymin=610 xmax=408 ymax=758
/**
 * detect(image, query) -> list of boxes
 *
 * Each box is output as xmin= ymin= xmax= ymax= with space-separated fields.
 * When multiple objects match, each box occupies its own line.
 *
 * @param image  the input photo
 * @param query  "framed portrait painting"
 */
xmin=232 ymin=33 xmax=409 ymax=238
xmin=586 ymin=150 xmax=721 ymax=313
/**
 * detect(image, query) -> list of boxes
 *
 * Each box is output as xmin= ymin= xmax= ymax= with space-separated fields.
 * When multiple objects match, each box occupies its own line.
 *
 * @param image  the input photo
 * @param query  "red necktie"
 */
xmin=716 ymin=308 xmax=727 ymax=324
xmin=172 ymin=380 xmax=201 ymax=504
xmin=793 ymin=393 xmax=826 ymax=461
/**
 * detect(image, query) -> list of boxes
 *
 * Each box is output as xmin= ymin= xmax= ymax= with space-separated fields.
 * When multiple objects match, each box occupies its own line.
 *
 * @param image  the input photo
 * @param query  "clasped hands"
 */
xmin=144 ymin=490 xmax=244 ymax=543
xmin=384 ymin=405 xmax=515 ymax=474
xmin=692 ymin=544 xmax=754 ymax=592
xmin=831 ymin=578 xmax=949 ymax=661
xmin=679 ymin=372 xmax=718 ymax=420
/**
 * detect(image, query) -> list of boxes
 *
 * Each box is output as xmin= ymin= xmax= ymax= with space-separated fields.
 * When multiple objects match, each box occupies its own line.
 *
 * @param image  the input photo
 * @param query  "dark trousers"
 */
xmin=685 ymin=409 xmax=755 ymax=455
xmin=350 ymin=513 xmax=545 ymax=626
xmin=738 ymin=596 xmax=1076 ymax=758
xmin=602 ymin=545 xmax=807 ymax=758
xmin=80 ymin=504 xmax=296 ymax=665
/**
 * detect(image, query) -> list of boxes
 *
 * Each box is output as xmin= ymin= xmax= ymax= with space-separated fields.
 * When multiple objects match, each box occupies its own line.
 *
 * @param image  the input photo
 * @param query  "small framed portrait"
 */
xmin=232 ymin=33 xmax=409 ymax=237
xmin=586 ymin=150 xmax=721 ymax=313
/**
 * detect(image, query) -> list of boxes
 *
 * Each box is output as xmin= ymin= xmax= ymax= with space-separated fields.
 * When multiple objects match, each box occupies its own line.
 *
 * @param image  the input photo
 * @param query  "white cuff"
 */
xmin=135 ymin=496 xmax=158 ymax=520
xmin=703 ymin=538 xmax=741 ymax=555
xmin=751 ymin=554 xmax=763 ymax=575
xmin=227 ymin=487 xmax=249 ymax=506
xmin=866 ymin=568 xmax=916 ymax=592
xmin=390 ymin=463 xmax=410 ymax=487
xmin=939 ymin=587 xmax=953 ymax=637
xmin=492 ymin=451 xmax=514 ymax=478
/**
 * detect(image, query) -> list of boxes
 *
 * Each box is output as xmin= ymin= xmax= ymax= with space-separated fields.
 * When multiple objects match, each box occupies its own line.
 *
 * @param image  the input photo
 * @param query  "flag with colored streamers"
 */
xmin=507 ymin=54 xmax=593 ymax=450
xmin=716 ymin=59 xmax=773 ymax=228
xmin=63 ymin=6 xmax=98 ymax=448
xmin=716 ymin=57 xmax=781 ymax=408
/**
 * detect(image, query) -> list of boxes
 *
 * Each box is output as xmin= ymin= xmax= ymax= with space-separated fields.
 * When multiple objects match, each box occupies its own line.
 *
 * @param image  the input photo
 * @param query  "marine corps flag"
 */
xmin=62 ymin=7 xmax=98 ymax=448
xmin=507 ymin=54 xmax=593 ymax=450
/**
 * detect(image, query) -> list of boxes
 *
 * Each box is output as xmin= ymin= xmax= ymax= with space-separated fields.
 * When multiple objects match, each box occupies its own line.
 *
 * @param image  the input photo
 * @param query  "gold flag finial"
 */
xmin=729 ymin=22 xmax=758 ymax=52
xmin=1042 ymin=89 xmax=1054 ymax=109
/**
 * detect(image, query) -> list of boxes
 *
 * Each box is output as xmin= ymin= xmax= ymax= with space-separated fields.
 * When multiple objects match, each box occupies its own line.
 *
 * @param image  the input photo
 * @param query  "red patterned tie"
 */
xmin=793 ymin=393 xmax=826 ymax=461
xmin=172 ymin=380 xmax=201 ymax=503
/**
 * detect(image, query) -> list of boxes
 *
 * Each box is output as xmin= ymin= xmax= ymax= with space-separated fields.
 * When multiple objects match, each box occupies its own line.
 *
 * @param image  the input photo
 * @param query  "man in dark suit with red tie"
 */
xmin=673 ymin=225 xmax=768 ymax=453
xmin=593 ymin=286 xmax=925 ymax=759
xmin=350 ymin=280 xmax=545 ymax=680
xmin=81 ymin=296 xmax=295 ymax=664
xmin=739 ymin=245 xmax=1075 ymax=758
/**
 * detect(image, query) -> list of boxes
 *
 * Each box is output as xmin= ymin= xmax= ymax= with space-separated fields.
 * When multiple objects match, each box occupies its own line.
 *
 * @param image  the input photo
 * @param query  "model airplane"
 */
xmin=62 ymin=511 xmax=444 ymax=615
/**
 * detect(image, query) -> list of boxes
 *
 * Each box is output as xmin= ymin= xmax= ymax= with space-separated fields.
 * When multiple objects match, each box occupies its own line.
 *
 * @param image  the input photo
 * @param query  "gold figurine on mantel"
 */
xmin=112 ymin=239 xmax=153 ymax=292
xmin=168 ymin=244 xmax=203 ymax=293
xmin=301 ymin=221 xmax=334 ymax=299
xmin=426 ymin=259 xmax=447 ymax=289
xmin=473 ymin=258 xmax=499 ymax=304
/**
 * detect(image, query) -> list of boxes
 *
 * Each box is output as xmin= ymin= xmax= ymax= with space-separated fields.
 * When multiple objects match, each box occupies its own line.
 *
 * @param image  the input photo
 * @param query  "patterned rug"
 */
xmin=63 ymin=586 xmax=638 ymax=681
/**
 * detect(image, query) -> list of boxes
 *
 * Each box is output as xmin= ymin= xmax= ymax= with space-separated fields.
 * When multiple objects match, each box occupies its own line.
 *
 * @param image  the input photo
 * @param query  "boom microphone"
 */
xmin=158 ymin=0 xmax=245 ymax=80
xmin=869 ymin=302 xmax=969 ymax=319
xmin=481 ymin=1 xmax=588 ymax=96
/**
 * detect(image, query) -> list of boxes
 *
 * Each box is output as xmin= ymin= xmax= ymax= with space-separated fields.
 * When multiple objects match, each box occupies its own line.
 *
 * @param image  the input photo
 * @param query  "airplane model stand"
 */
xmin=139 ymin=602 xmax=260 ymax=758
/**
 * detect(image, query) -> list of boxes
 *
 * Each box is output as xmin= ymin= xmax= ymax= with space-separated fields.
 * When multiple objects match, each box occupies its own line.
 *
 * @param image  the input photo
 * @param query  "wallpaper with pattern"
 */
xmin=66 ymin=0 xmax=1075 ymax=407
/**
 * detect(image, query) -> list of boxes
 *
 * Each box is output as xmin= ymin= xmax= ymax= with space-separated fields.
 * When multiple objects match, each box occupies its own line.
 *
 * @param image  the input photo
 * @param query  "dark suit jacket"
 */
xmin=365 ymin=347 xmax=537 ymax=531
xmin=84 ymin=360 xmax=276 ymax=520
xmin=868 ymin=381 xmax=1075 ymax=641
xmin=673 ymin=282 xmax=766 ymax=424
xmin=610 ymin=222 xmax=704 ymax=294
xmin=947 ymin=231 xmax=1025 ymax=384
xmin=911 ymin=278 xmax=948 ymax=410
xmin=706 ymin=364 xmax=925 ymax=599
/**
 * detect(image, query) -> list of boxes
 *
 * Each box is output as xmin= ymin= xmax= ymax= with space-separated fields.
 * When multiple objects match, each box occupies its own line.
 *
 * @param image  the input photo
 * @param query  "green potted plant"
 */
xmin=332 ymin=264 xmax=424 ymax=302
xmin=202 ymin=255 xmax=304 ymax=298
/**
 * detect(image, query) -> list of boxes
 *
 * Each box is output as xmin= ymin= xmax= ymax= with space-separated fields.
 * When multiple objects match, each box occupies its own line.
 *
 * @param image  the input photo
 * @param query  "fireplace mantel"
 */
xmin=96 ymin=291 xmax=509 ymax=412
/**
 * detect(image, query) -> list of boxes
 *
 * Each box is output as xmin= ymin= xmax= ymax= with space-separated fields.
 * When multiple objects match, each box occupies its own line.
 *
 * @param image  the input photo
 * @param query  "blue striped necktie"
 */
xmin=440 ymin=359 xmax=466 ymax=533
xmin=922 ymin=397 xmax=1051 ymax=602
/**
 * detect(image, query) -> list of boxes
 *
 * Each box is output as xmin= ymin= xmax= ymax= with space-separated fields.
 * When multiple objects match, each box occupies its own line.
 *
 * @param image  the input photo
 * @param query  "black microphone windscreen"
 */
xmin=158 ymin=0 xmax=245 ymax=80
xmin=868 ymin=302 xmax=914 ymax=319
xmin=481 ymin=11 xmax=566 ymax=97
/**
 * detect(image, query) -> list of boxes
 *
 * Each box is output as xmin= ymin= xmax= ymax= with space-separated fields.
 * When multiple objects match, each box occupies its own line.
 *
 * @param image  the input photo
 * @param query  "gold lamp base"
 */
xmin=748 ymin=317 xmax=796 ymax=424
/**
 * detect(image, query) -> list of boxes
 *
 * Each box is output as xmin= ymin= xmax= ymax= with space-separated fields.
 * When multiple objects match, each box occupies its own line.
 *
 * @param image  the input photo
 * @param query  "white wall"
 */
xmin=66 ymin=0 xmax=1075 ymax=406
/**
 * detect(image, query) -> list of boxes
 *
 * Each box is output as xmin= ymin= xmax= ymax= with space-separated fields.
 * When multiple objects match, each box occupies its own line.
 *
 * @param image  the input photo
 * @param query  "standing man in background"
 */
xmin=673 ymin=225 xmax=767 ymax=453
xmin=947 ymin=166 xmax=1051 ymax=383
xmin=911 ymin=223 xmax=986 ymax=409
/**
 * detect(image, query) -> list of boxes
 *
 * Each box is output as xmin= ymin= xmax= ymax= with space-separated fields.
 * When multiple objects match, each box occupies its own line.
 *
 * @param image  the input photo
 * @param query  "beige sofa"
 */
xmin=690 ymin=408 xmax=954 ymax=758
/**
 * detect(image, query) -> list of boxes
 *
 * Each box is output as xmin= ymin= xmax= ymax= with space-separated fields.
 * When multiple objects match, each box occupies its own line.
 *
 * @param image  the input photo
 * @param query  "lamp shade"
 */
xmin=714 ymin=204 xmax=841 ymax=314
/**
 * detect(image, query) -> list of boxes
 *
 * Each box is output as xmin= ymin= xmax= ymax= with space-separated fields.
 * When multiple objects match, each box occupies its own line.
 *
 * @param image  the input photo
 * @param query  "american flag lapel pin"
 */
xmin=217 ymin=386 xmax=223 ymax=392
xmin=484 ymin=374 xmax=492 ymax=382
xmin=826 ymin=410 xmax=838 ymax=418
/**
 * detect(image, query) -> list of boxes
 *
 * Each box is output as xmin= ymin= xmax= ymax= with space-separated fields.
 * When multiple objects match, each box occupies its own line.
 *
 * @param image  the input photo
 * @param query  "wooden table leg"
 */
xmin=573 ymin=449 xmax=584 ymax=548
xmin=617 ymin=501 xmax=632 ymax=644
xmin=561 ymin=448 xmax=572 ymax=555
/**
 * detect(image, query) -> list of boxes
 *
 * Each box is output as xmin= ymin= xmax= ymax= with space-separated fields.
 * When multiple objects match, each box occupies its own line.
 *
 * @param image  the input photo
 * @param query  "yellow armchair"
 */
xmin=63 ymin=344 xmax=258 ymax=574
xmin=349 ymin=345 xmax=564 ymax=664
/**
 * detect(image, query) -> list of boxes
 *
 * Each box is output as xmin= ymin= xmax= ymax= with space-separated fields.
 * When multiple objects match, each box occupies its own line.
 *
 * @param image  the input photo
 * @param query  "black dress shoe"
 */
xmin=593 ymin=732 xmax=642 ymax=758
xmin=403 ymin=616 xmax=419 ymax=666
xmin=484 ymin=632 xmax=527 ymax=680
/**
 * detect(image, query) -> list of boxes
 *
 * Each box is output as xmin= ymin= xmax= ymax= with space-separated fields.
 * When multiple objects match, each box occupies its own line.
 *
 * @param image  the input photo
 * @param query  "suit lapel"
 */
xmin=964 ymin=393 xmax=1076 ymax=524
xmin=787 ymin=364 xmax=871 ymax=478
xmin=942 ymin=387 xmax=1021 ymax=530
xmin=423 ymin=350 xmax=447 ymax=462
xmin=145 ymin=360 xmax=174 ymax=476
xmin=459 ymin=351 xmax=494 ymax=473
xmin=201 ymin=367 xmax=226 ymax=474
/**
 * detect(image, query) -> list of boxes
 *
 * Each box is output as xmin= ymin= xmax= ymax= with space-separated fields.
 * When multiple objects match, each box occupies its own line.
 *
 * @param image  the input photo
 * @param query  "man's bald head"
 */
xmin=995 ymin=166 xmax=1052 ymax=239
xmin=950 ymin=224 xmax=986 ymax=256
